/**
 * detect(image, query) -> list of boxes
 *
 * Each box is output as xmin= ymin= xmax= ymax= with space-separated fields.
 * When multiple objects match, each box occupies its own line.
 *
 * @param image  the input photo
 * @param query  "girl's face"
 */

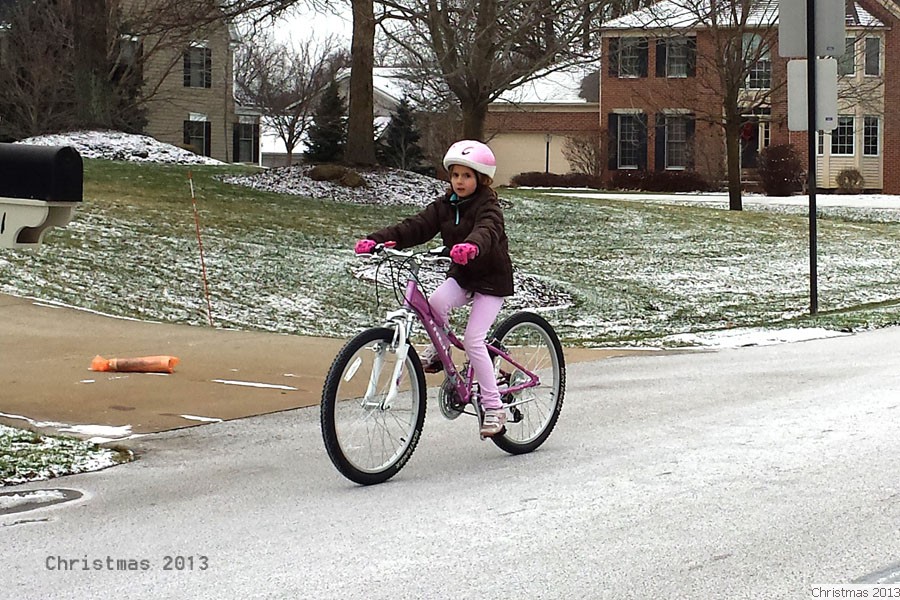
xmin=449 ymin=165 xmax=478 ymax=197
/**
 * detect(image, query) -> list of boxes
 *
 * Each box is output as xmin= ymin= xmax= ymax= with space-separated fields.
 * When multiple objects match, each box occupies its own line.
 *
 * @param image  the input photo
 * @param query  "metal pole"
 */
xmin=806 ymin=0 xmax=818 ymax=315
xmin=545 ymin=135 xmax=551 ymax=174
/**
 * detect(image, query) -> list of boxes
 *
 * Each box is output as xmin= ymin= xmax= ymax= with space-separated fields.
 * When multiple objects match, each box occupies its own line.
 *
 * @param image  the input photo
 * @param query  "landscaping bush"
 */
xmin=642 ymin=170 xmax=713 ymax=193
xmin=509 ymin=171 xmax=604 ymax=189
xmin=836 ymin=168 xmax=865 ymax=194
xmin=607 ymin=170 xmax=646 ymax=190
xmin=757 ymin=144 xmax=804 ymax=196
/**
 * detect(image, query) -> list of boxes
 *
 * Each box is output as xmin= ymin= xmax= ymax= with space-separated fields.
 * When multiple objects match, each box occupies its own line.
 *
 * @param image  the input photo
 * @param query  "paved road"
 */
xmin=4 ymin=326 xmax=900 ymax=599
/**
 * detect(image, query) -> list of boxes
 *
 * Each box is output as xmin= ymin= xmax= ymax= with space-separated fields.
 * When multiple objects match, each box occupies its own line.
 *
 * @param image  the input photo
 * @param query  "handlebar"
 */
xmin=361 ymin=244 xmax=452 ymax=264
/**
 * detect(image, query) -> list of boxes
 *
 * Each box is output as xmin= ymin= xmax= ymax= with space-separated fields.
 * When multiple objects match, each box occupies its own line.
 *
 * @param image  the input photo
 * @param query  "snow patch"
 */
xmin=17 ymin=130 xmax=224 ymax=165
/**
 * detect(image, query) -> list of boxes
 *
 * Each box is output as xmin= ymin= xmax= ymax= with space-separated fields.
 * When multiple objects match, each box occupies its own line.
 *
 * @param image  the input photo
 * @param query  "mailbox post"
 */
xmin=0 ymin=143 xmax=83 ymax=248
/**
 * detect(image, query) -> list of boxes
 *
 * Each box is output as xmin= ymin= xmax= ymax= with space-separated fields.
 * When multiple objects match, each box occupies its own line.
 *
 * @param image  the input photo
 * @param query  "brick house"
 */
xmin=601 ymin=0 xmax=900 ymax=192
xmin=486 ymin=65 xmax=601 ymax=186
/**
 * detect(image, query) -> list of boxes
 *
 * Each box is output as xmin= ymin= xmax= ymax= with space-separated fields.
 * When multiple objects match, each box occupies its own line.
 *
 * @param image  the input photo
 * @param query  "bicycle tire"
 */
xmin=321 ymin=327 xmax=427 ymax=485
xmin=489 ymin=312 xmax=565 ymax=455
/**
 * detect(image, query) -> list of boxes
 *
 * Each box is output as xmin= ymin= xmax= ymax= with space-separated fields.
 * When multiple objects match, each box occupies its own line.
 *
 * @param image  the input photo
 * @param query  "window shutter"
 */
xmin=655 ymin=114 xmax=666 ymax=171
xmin=656 ymin=39 xmax=667 ymax=77
xmin=638 ymin=38 xmax=649 ymax=78
xmin=686 ymin=115 xmax=696 ymax=169
xmin=607 ymin=113 xmax=618 ymax=171
xmin=204 ymin=48 xmax=212 ymax=88
xmin=636 ymin=114 xmax=648 ymax=170
xmin=183 ymin=121 xmax=190 ymax=145
xmin=204 ymin=122 xmax=211 ymax=157
xmin=608 ymin=38 xmax=619 ymax=77
xmin=253 ymin=124 xmax=260 ymax=163
xmin=233 ymin=124 xmax=240 ymax=162
xmin=183 ymin=51 xmax=190 ymax=87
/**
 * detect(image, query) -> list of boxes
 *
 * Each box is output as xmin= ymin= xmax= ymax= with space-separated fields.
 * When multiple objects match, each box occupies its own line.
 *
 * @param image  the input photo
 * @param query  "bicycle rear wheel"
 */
xmin=490 ymin=312 xmax=565 ymax=455
xmin=321 ymin=327 xmax=427 ymax=485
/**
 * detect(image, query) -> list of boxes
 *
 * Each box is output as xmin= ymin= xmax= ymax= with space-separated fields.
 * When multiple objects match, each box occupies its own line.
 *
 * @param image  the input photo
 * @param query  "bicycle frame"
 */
xmin=375 ymin=249 xmax=540 ymax=412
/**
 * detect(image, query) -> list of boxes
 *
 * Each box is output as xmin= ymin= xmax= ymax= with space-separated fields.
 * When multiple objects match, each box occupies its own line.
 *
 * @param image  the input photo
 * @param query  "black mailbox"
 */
xmin=0 ymin=143 xmax=83 ymax=247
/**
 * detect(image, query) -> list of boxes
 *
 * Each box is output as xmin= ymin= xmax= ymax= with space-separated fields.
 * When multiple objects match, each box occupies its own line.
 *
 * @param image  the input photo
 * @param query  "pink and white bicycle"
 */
xmin=321 ymin=244 xmax=566 ymax=485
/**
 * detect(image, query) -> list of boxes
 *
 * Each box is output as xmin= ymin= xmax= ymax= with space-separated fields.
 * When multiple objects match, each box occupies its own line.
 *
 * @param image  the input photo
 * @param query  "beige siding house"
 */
xmin=487 ymin=65 xmax=600 ymax=186
xmin=124 ymin=0 xmax=259 ymax=163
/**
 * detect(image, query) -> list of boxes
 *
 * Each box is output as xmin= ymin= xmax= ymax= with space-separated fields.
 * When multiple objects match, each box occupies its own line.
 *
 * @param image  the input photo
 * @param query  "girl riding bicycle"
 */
xmin=354 ymin=140 xmax=514 ymax=437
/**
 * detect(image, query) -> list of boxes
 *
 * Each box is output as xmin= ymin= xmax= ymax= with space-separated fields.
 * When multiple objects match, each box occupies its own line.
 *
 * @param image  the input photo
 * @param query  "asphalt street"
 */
xmin=4 ymin=326 xmax=900 ymax=599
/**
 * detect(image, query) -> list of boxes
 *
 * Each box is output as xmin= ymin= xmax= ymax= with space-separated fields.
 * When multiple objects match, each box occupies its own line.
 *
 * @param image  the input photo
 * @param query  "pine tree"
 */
xmin=377 ymin=97 xmax=425 ymax=172
xmin=304 ymin=80 xmax=347 ymax=163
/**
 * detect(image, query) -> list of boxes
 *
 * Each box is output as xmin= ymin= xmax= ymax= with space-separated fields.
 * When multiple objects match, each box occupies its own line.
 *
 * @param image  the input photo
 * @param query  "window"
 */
xmin=619 ymin=116 xmax=641 ymax=168
xmin=656 ymin=37 xmax=696 ymax=78
xmin=183 ymin=44 xmax=212 ymax=88
xmin=865 ymin=38 xmax=880 ymax=76
xmin=666 ymin=38 xmax=688 ymax=77
xmin=112 ymin=35 xmax=142 ymax=86
xmin=184 ymin=118 xmax=212 ymax=157
xmin=838 ymin=37 xmax=855 ymax=76
xmin=233 ymin=122 xmax=259 ymax=163
xmin=608 ymin=112 xmax=647 ymax=170
xmin=831 ymin=116 xmax=854 ymax=155
xmin=619 ymin=38 xmax=647 ymax=77
xmin=665 ymin=116 xmax=689 ymax=169
xmin=118 ymin=36 xmax=140 ymax=66
xmin=743 ymin=34 xmax=771 ymax=89
xmin=864 ymin=116 xmax=879 ymax=156
xmin=610 ymin=114 xmax=647 ymax=169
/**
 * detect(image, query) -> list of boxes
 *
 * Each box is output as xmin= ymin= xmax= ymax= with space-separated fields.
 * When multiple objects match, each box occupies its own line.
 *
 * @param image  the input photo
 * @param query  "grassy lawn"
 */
xmin=0 ymin=425 xmax=132 ymax=486
xmin=3 ymin=160 xmax=900 ymax=347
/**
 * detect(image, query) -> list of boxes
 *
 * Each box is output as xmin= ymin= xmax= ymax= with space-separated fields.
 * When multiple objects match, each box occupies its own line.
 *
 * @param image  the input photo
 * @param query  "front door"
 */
xmin=740 ymin=119 xmax=760 ymax=168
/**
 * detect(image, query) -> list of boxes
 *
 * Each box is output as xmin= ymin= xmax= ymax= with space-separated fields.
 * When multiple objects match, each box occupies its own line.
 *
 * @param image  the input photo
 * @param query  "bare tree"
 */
xmin=0 ymin=0 xmax=252 ymax=138
xmin=207 ymin=0 xmax=382 ymax=166
xmin=0 ymin=2 xmax=76 ymax=138
xmin=234 ymin=32 xmax=347 ymax=164
xmin=563 ymin=133 xmax=603 ymax=176
xmin=378 ymin=0 xmax=604 ymax=140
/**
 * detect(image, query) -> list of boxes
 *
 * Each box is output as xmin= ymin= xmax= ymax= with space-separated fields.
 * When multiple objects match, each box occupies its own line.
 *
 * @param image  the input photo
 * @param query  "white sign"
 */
xmin=787 ymin=59 xmax=839 ymax=131
xmin=779 ymin=0 xmax=846 ymax=57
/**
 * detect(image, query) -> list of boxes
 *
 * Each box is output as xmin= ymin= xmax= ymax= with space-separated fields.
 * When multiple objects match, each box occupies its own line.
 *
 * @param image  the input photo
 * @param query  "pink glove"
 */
xmin=450 ymin=243 xmax=479 ymax=265
xmin=355 ymin=239 xmax=376 ymax=254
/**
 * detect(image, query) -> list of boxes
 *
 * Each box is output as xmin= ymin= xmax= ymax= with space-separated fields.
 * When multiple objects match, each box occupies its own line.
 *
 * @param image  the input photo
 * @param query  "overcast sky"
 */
xmin=272 ymin=6 xmax=351 ymax=45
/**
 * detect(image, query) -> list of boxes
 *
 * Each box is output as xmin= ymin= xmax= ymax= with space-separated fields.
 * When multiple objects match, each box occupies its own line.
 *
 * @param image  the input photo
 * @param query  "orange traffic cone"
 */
xmin=90 ymin=355 xmax=180 ymax=374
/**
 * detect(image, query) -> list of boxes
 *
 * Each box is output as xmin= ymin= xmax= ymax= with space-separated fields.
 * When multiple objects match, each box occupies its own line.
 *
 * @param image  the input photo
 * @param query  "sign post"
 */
xmin=779 ymin=0 xmax=845 ymax=315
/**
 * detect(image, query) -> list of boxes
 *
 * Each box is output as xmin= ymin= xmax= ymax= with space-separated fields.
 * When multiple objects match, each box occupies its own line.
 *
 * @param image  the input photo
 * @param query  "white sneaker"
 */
xmin=480 ymin=408 xmax=507 ymax=437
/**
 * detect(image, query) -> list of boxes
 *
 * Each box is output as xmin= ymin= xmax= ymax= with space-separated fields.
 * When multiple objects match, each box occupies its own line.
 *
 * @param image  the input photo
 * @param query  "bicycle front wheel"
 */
xmin=490 ymin=312 xmax=565 ymax=455
xmin=321 ymin=327 xmax=427 ymax=485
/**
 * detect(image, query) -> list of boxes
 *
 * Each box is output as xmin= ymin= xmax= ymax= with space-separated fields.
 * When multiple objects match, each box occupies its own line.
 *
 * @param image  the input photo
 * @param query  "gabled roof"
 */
xmin=494 ymin=64 xmax=598 ymax=105
xmin=335 ymin=67 xmax=406 ymax=106
xmin=602 ymin=0 xmax=883 ymax=30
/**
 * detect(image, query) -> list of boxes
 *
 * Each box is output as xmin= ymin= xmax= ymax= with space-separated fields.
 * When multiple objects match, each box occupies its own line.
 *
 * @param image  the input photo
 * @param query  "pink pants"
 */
xmin=428 ymin=277 xmax=505 ymax=409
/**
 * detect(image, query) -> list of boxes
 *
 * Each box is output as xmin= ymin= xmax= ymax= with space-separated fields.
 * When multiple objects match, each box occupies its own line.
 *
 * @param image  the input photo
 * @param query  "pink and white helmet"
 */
xmin=442 ymin=140 xmax=496 ymax=179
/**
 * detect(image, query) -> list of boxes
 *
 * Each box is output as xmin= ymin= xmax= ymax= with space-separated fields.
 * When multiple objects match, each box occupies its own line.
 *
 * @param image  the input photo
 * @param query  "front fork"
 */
xmin=365 ymin=310 xmax=416 ymax=410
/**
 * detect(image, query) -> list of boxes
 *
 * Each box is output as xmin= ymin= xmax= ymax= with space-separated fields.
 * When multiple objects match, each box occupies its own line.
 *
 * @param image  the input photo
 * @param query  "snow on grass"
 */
xmin=220 ymin=164 xmax=446 ymax=207
xmin=6 ymin=131 xmax=900 ymax=349
xmin=17 ymin=130 xmax=223 ymax=165
xmin=0 ymin=424 xmax=132 ymax=487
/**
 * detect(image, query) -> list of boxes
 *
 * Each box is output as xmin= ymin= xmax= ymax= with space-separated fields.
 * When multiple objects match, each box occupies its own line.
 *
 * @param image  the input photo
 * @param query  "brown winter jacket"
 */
xmin=367 ymin=186 xmax=514 ymax=297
